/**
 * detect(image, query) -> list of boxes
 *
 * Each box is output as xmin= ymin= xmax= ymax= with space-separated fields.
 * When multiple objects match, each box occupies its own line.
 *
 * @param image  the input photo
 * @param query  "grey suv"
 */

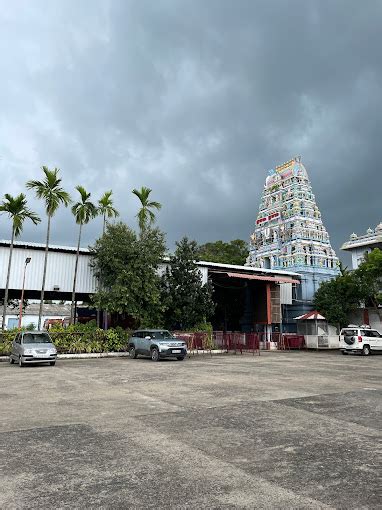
xmin=128 ymin=330 xmax=187 ymax=361
xmin=9 ymin=331 xmax=57 ymax=367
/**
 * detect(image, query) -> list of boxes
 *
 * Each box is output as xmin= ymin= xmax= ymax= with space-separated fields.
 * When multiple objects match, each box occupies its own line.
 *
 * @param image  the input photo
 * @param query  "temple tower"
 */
xmin=247 ymin=157 xmax=339 ymax=317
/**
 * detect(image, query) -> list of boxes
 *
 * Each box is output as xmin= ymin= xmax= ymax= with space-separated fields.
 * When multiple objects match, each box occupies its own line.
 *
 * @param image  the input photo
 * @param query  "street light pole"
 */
xmin=18 ymin=257 xmax=31 ymax=329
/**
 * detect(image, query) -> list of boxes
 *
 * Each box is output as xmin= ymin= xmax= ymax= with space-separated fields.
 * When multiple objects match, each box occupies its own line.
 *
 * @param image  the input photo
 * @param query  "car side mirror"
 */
xmin=145 ymin=336 xmax=151 ymax=340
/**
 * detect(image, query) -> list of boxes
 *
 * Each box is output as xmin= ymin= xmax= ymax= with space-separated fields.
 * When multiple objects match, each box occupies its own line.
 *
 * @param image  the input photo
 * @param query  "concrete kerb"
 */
xmin=0 ymin=349 xmax=228 ymax=362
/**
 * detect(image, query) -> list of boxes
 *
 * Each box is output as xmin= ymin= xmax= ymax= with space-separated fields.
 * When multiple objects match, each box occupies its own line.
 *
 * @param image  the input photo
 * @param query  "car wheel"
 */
xmin=19 ymin=357 xmax=24 ymax=367
xmin=9 ymin=356 xmax=14 ymax=364
xmin=151 ymin=348 xmax=160 ymax=361
xmin=129 ymin=346 xmax=137 ymax=359
xmin=341 ymin=351 xmax=348 ymax=355
xmin=50 ymin=361 xmax=56 ymax=366
xmin=176 ymin=356 xmax=185 ymax=361
xmin=362 ymin=345 xmax=370 ymax=356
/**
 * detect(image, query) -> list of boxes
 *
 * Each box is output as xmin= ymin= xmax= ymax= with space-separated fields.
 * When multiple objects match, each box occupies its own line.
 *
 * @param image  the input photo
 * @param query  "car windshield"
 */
xmin=22 ymin=333 xmax=52 ymax=344
xmin=150 ymin=331 xmax=175 ymax=339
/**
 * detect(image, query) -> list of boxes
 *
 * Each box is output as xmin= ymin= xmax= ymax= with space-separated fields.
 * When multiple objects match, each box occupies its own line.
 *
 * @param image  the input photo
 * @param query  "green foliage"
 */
xmin=26 ymin=166 xmax=71 ymax=217
xmin=47 ymin=323 xmax=129 ymax=354
xmin=314 ymin=248 xmax=382 ymax=326
xmin=196 ymin=239 xmax=248 ymax=266
xmin=190 ymin=321 xmax=213 ymax=333
xmin=132 ymin=186 xmax=161 ymax=233
xmin=90 ymin=222 xmax=166 ymax=327
xmin=0 ymin=331 xmax=15 ymax=355
xmin=98 ymin=190 xmax=119 ymax=234
xmin=313 ymin=272 xmax=364 ymax=327
xmin=356 ymin=248 xmax=382 ymax=310
xmin=161 ymin=237 xmax=215 ymax=330
xmin=0 ymin=193 xmax=40 ymax=329
xmin=71 ymin=186 xmax=98 ymax=225
xmin=0 ymin=193 xmax=41 ymax=237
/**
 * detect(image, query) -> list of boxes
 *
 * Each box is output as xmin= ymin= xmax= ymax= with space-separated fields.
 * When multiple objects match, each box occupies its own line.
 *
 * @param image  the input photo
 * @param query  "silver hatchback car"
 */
xmin=9 ymin=331 xmax=57 ymax=367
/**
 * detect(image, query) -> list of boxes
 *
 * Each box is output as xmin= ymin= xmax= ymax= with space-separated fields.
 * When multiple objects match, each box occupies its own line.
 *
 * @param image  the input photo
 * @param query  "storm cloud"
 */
xmin=0 ymin=0 xmax=381 ymax=262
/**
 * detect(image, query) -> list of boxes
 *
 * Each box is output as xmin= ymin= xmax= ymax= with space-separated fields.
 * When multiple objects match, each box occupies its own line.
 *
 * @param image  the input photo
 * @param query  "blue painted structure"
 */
xmin=247 ymin=157 xmax=339 ymax=330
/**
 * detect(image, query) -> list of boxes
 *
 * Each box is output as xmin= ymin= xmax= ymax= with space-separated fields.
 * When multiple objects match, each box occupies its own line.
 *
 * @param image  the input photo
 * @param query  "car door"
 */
xmin=140 ymin=331 xmax=152 ymax=355
xmin=376 ymin=330 xmax=382 ymax=351
xmin=132 ymin=332 xmax=142 ymax=354
xmin=12 ymin=333 xmax=21 ymax=359
xmin=369 ymin=330 xmax=382 ymax=351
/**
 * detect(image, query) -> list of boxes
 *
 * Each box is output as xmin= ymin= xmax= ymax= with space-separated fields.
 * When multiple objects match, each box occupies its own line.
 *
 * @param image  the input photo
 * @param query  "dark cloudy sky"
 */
xmin=0 ymin=0 xmax=381 ymax=262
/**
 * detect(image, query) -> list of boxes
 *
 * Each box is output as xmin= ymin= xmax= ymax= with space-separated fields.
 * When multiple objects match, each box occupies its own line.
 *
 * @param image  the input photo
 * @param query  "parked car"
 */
xmin=339 ymin=325 xmax=382 ymax=355
xmin=9 ymin=331 xmax=58 ymax=367
xmin=128 ymin=330 xmax=187 ymax=361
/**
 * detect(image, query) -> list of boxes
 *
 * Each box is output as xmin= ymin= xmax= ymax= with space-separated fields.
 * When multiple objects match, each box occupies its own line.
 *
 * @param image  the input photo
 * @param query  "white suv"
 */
xmin=339 ymin=325 xmax=382 ymax=356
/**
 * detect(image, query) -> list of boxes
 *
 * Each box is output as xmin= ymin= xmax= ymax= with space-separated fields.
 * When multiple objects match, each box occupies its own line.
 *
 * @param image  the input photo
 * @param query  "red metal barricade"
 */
xmin=173 ymin=331 xmax=304 ymax=354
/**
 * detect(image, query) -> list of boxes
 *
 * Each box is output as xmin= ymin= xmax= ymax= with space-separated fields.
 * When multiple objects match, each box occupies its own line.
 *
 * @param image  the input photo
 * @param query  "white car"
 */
xmin=339 ymin=325 xmax=382 ymax=356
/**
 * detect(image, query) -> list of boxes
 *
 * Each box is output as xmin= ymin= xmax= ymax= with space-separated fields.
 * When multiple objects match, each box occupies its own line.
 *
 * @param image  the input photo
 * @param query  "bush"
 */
xmin=0 ymin=331 xmax=15 ymax=355
xmin=0 ymin=324 xmax=130 ymax=356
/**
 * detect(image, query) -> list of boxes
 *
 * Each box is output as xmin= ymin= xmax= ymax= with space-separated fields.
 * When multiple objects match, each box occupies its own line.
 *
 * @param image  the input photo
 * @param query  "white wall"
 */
xmin=0 ymin=246 xmax=97 ymax=294
xmin=4 ymin=313 xmax=67 ymax=330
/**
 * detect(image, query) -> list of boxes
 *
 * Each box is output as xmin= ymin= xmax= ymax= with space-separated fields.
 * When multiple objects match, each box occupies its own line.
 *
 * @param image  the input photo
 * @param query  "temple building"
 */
xmin=247 ymin=157 xmax=339 ymax=324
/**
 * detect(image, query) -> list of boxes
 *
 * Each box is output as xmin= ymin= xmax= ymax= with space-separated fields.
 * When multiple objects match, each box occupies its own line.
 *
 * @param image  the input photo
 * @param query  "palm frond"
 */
xmin=72 ymin=186 xmax=98 ymax=225
xmin=147 ymin=200 xmax=162 ymax=211
xmin=132 ymin=186 xmax=161 ymax=232
xmin=0 ymin=193 xmax=41 ymax=238
xmin=26 ymin=166 xmax=71 ymax=216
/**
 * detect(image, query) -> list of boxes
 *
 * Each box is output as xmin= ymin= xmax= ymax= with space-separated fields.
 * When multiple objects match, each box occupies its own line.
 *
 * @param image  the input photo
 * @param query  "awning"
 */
xmin=294 ymin=310 xmax=326 ymax=320
xmin=225 ymin=272 xmax=300 ymax=284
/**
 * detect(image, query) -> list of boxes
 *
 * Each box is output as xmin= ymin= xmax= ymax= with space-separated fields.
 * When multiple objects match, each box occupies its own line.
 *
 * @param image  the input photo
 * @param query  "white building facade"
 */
xmin=341 ymin=222 xmax=382 ymax=269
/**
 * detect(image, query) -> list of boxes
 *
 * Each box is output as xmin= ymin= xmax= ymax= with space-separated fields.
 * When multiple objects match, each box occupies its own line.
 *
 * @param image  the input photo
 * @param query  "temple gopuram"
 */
xmin=247 ymin=157 xmax=339 ymax=324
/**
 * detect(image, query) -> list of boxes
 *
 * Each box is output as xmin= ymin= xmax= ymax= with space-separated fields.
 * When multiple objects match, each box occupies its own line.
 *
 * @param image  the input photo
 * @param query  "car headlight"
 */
xmin=159 ymin=344 xmax=169 ymax=351
xmin=23 ymin=349 xmax=34 ymax=355
xmin=49 ymin=349 xmax=57 ymax=355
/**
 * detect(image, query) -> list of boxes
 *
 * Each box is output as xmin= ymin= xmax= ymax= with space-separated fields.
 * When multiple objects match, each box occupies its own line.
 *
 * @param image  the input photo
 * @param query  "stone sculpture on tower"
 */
xmin=247 ymin=157 xmax=339 ymax=316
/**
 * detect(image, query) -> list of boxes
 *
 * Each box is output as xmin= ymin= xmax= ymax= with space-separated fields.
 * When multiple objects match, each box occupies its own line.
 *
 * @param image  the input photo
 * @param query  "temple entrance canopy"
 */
xmin=207 ymin=269 xmax=299 ymax=332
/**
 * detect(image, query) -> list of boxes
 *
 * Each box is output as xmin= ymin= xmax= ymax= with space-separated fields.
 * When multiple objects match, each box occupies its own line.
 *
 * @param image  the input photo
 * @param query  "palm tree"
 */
xmin=26 ymin=166 xmax=71 ymax=329
xmin=70 ymin=186 xmax=98 ymax=324
xmin=132 ymin=186 xmax=161 ymax=234
xmin=0 ymin=194 xmax=40 ymax=330
xmin=98 ymin=190 xmax=119 ymax=235
xmin=97 ymin=190 xmax=119 ymax=328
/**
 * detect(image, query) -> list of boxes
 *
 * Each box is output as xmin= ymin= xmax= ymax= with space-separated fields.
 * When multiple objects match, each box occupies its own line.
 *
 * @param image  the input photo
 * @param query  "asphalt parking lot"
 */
xmin=1 ymin=351 xmax=381 ymax=509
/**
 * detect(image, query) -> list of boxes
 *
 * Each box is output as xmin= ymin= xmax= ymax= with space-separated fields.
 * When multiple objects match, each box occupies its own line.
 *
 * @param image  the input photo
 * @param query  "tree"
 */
xmin=132 ymin=186 xmax=161 ymax=234
xmin=97 ymin=190 xmax=119 ymax=327
xmin=70 ymin=186 xmax=98 ymax=324
xmin=0 ymin=194 xmax=40 ymax=330
xmin=197 ymin=239 xmax=249 ymax=265
xmin=161 ymin=237 xmax=215 ymax=330
xmin=90 ymin=222 xmax=166 ymax=327
xmin=26 ymin=166 xmax=71 ymax=329
xmin=355 ymin=248 xmax=382 ymax=318
xmin=98 ymin=190 xmax=119 ymax=235
xmin=313 ymin=272 xmax=365 ymax=328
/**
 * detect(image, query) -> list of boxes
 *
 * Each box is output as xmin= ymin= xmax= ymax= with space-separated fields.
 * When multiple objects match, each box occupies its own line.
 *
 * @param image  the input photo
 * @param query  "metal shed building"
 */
xmin=0 ymin=240 xmax=96 ymax=301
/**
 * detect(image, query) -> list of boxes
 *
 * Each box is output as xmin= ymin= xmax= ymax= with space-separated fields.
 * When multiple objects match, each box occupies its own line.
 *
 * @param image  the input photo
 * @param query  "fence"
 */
xmin=173 ymin=331 xmax=305 ymax=355
xmin=0 ymin=329 xmax=305 ymax=357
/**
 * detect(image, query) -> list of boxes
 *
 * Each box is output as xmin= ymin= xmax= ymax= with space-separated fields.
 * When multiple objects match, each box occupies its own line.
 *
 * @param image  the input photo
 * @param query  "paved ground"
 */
xmin=1 ymin=351 xmax=381 ymax=509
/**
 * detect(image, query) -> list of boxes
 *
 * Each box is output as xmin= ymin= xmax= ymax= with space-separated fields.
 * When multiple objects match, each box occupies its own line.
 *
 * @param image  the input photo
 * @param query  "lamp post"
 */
xmin=18 ymin=257 xmax=31 ymax=329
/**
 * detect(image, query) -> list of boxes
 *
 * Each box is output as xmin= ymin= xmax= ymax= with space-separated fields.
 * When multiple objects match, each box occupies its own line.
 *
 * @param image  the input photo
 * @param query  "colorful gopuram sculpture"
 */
xmin=247 ymin=157 xmax=339 ymax=311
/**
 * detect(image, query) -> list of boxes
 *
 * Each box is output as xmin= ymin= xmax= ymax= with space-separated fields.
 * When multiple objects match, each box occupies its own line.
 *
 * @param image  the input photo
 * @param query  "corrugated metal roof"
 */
xmin=225 ymin=272 xmax=300 ymax=284
xmin=195 ymin=260 xmax=300 ymax=277
xmin=0 ymin=239 xmax=91 ymax=254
